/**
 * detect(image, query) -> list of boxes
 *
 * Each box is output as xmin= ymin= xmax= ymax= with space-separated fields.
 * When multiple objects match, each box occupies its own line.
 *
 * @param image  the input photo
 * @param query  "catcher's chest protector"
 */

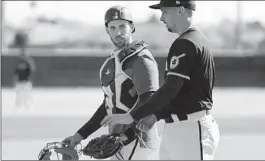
xmin=100 ymin=41 xmax=147 ymax=114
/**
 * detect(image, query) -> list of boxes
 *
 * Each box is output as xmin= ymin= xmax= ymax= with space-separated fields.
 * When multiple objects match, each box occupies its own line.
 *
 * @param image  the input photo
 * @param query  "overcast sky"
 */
xmin=3 ymin=1 xmax=265 ymax=27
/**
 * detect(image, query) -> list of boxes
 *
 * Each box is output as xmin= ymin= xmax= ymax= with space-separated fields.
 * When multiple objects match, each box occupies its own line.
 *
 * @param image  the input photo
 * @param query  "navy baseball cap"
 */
xmin=149 ymin=0 xmax=196 ymax=11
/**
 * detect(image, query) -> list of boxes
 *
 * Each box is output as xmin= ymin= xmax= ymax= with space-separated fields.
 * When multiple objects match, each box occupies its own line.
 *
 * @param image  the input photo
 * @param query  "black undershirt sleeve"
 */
xmin=77 ymin=101 xmax=107 ymax=139
xmin=130 ymin=76 xmax=184 ymax=121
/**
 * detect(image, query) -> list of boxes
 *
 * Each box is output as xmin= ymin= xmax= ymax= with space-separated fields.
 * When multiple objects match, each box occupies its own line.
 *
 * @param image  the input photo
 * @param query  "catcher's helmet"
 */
xmin=104 ymin=5 xmax=135 ymax=33
xmin=38 ymin=142 xmax=82 ymax=160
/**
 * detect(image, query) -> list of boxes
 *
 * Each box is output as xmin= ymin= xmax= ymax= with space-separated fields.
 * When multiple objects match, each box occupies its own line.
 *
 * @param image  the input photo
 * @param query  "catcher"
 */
xmin=62 ymin=5 xmax=160 ymax=160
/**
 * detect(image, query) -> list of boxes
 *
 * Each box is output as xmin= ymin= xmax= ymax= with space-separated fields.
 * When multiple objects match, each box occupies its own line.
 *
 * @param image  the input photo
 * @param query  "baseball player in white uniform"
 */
xmin=100 ymin=1 xmax=220 ymax=160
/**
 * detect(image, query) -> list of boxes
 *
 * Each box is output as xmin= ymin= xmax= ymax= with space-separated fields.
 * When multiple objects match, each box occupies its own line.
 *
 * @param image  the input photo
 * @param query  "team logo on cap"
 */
xmin=113 ymin=12 xmax=118 ymax=19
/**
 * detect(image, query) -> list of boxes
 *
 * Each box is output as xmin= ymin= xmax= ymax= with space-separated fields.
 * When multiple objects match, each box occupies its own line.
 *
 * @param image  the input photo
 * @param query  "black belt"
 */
xmin=164 ymin=110 xmax=210 ymax=123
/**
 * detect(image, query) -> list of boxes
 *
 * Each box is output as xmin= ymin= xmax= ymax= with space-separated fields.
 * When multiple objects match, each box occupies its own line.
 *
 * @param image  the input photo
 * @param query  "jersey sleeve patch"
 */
xmin=169 ymin=53 xmax=186 ymax=69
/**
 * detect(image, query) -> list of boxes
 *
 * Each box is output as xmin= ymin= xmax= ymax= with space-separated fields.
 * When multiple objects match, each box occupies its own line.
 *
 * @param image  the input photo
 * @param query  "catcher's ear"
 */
xmin=177 ymin=6 xmax=185 ymax=16
xmin=129 ymin=23 xmax=135 ymax=33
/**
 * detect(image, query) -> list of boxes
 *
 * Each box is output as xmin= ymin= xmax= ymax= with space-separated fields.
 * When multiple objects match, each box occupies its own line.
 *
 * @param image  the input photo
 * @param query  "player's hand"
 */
xmin=136 ymin=114 xmax=157 ymax=132
xmin=62 ymin=133 xmax=83 ymax=149
xmin=100 ymin=113 xmax=134 ymax=127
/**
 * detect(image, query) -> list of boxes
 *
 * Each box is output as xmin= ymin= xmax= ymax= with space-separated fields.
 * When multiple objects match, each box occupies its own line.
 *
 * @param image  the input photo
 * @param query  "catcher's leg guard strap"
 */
xmin=128 ymin=138 xmax=139 ymax=160
xmin=115 ymin=151 xmax=125 ymax=160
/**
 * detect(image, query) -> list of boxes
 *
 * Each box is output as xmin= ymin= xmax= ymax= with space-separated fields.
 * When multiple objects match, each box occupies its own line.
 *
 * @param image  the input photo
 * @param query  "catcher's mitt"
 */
xmin=83 ymin=133 xmax=124 ymax=159
xmin=38 ymin=142 xmax=82 ymax=160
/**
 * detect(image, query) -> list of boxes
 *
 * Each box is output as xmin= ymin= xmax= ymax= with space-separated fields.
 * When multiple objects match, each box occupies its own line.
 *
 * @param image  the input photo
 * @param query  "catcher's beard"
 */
xmin=111 ymin=36 xmax=131 ymax=49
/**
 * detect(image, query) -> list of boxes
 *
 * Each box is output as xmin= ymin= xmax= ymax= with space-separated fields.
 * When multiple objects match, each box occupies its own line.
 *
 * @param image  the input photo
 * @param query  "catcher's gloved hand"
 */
xmin=62 ymin=133 xmax=83 ymax=149
xmin=83 ymin=133 xmax=124 ymax=159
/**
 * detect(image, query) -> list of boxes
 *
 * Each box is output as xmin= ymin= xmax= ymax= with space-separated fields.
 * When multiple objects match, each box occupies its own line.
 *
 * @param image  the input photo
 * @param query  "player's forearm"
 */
xmin=130 ymin=84 xmax=172 ymax=121
xmin=130 ymin=91 xmax=156 ymax=121
xmin=130 ymin=76 xmax=184 ymax=121
xmin=153 ymin=104 xmax=172 ymax=121
xmin=138 ymin=91 xmax=155 ymax=106
xmin=77 ymin=102 xmax=107 ymax=139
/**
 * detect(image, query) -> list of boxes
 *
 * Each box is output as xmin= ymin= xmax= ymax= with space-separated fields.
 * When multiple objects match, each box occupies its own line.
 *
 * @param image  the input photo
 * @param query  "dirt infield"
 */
xmin=2 ymin=87 xmax=265 ymax=160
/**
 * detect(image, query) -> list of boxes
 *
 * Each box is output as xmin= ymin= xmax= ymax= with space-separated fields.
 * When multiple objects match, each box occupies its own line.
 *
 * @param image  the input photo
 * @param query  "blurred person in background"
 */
xmin=62 ymin=5 xmax=160 ymax=160
xmin=101 ymin=0 xmax=220 ymax=160
xmin=13 ymin=29 xmax=36 ymax=112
